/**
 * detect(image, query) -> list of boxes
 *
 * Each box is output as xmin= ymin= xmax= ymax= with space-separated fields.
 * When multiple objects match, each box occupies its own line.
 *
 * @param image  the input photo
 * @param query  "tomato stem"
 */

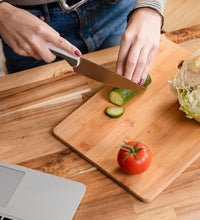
xmin=119 ymin=141 xmax=147 ymax=162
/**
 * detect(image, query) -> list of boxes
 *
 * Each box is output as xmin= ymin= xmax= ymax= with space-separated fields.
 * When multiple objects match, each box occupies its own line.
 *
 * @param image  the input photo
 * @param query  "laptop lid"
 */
xmin=0 ymin=162 xmax=86 ymax=220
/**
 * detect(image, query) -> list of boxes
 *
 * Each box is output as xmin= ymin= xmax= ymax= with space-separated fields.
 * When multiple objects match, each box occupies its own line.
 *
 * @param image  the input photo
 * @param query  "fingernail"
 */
xmin=140 ymin=79 xmax=145 ymax=85
xmin=74 ymin=50 xmax=82 ymax=57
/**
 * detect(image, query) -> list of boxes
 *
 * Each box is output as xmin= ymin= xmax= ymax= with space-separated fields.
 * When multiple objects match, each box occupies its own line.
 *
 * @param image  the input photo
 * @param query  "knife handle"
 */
xmin=48 ymin=44 xmax=80 ymax=67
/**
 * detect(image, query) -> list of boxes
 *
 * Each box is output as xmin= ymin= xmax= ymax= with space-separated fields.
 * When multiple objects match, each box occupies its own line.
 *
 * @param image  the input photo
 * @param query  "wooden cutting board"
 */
xmin=54 ymin=37 xmax=200 ymax=202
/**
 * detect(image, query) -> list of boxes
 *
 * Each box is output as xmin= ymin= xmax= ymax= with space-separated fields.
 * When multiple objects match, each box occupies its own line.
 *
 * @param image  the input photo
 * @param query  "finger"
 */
xmin=25 ymin=35 xmax=56 ymax=62
xmin=15 ymin=48 xmax=30 ymax=57
xmin=116 ymin=46 xmax=129 ymax=76
xmin=116 ymin=34 xmax=131 ymax=75
xmin=124 ymin=45 xmax=141 ymax=81
xmin=33 ymin=25 xmax=82 ymax=57
xmin=54 ymin=36 xmax=82 ymax=57
xmin=2 ymin=34 xmax=30 ymax=57
xmin=32 ymin=41 xmax=56 ymax=63
xmin=19 ymin=30 xmax=56 ymax=61
xmin=3 ymin=32 xmax=41 ymax=59
xmin=131 ymin=47 xmax=148 ymax=84
xmin=140 ymin=46 xmax=158 ymax=85
xmin=22 ymin=42 xmax=42 ymax=60
xmin=15 ymin=38 xmax=45 ymax=60
xmin=43 ymin=29 xmax=81 ymax=57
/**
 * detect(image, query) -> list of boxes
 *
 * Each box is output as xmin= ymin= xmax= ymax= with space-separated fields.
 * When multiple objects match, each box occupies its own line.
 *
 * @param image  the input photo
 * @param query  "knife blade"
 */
xmin=48 ymin=45 xmax=145 ymax=91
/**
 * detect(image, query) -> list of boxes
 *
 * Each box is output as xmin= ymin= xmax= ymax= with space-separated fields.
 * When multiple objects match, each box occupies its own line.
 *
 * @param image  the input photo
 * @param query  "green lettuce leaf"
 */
xmin=178 ymin=88 xmax=200 ymax=121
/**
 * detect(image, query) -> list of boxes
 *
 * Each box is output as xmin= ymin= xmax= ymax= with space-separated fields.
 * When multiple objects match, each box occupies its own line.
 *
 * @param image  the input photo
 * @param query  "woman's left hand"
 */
xmin=116 ymin=8 xmax=162 ymax=85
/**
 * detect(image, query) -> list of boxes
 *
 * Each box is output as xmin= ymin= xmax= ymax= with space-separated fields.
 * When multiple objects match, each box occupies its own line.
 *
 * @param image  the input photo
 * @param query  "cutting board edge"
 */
xmin=53 ymin=88 xmax=200 ymax=203
xmin=53 ymin=94 xmax=200 ymax=203
xmin=53 ymin=128 xmax=147 ymax=201
xmin=54 ymin=125 xmax=200 ymax=202
xmin=53 ymin=129 xmax=171 ymax=203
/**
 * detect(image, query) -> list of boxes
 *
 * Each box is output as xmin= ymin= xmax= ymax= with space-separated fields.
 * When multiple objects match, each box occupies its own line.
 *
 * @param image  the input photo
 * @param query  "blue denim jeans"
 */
xmin=3 ymin=0 xmax=135 ymax=74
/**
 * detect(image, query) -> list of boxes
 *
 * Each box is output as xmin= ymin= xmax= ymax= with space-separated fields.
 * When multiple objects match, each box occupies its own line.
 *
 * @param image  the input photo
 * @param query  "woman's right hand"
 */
xmin=0 ymin=2 xmax=82 ymax=62
xmin=116 ymin=8 xmax=162 ymax=85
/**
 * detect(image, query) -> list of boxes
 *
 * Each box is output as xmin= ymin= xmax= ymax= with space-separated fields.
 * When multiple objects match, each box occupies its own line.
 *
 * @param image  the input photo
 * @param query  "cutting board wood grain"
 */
xmin=54 ymin=37 xmax=200 ymax=202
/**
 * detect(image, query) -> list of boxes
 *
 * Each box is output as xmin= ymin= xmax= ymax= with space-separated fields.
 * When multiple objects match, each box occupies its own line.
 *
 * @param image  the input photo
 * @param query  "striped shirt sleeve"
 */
xmin=133 ymin=0 xmax=167 ymax=16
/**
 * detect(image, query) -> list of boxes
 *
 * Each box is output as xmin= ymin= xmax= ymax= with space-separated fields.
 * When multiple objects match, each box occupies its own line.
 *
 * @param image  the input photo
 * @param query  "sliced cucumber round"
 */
xmin=105 ymin=106 xmax=125 ymax=118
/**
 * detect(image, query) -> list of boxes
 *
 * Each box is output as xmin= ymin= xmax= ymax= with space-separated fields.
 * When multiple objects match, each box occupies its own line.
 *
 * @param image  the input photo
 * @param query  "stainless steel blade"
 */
xmin=74 ymin=58 xmax=145 ymax=91
xmin=48 ymin=44 xmax=145 ymax=91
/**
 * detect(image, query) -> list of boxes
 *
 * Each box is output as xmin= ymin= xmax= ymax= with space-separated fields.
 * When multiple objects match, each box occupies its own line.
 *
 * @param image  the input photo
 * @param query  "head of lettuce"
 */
xmin=169 ymin=49 xmax=200 ymax=122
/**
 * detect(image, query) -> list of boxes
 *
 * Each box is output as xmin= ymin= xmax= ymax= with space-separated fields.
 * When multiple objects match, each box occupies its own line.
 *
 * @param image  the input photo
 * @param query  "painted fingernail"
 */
xmin=74 ymin=50 xmax=82 ymax=57
xmin=140 ymin=79 xmax=145 ymax=85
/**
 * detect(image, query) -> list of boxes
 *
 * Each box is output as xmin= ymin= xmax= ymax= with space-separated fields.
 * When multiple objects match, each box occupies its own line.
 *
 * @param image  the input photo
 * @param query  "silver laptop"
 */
xmin=0 ymin=161 xmax=86 ymax=220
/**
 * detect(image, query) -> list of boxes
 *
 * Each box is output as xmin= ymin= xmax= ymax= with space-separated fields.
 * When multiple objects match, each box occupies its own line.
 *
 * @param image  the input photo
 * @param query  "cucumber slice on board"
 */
xmin=109 ymin=74 xmax=152 ymax=106
xmin=105 ymin=107 xmax=125 ymax=118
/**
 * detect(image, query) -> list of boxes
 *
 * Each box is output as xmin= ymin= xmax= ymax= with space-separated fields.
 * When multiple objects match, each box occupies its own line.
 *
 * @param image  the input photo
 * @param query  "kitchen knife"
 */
xmin=48 ymin=45 xmax=145 ymax=91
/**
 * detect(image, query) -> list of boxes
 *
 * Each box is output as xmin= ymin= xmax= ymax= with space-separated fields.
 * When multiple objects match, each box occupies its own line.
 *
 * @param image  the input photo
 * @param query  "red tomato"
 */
xmin=117 ymin=141 xmax=151 ymax=175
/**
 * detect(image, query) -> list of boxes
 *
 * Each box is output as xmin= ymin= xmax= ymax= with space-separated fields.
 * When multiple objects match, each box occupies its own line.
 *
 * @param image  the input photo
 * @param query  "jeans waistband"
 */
xmin=16 ymin=0 xmax=86 ymax=21
xmin=16 ymin=0 xmax=120 ymax=22
xmin=16 ymin=2 xmax=59 ymax=10
xmin=16 ymin=1 xmax=85 ymax=9
xmin=16 ymin=0 xmax=120 ymax=9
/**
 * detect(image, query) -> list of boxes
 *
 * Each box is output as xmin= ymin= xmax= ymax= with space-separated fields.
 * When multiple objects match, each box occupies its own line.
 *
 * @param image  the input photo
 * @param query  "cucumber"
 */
xmin=109 ymin=74 xmax=152 ymax=106
xmin=105 ymin=107 xmax=125 ymax=118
